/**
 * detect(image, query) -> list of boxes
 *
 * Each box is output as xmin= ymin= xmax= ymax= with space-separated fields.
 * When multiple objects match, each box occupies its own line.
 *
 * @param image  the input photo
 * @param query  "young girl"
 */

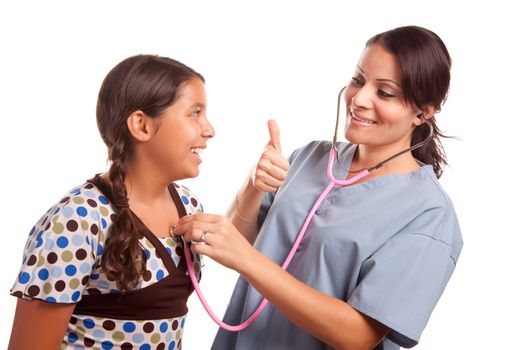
xmin=9 ymin=54 xmax=214 ymax=349
xmin=174 ymin=26 xmax=463 ymax=350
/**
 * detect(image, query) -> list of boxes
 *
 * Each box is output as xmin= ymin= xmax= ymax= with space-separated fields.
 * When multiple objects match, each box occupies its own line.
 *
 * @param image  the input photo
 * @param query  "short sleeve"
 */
xmin=348 ymin=233 xmax=457 ymax=348
xmin=11 ymin=190 xmax=101 ymax=304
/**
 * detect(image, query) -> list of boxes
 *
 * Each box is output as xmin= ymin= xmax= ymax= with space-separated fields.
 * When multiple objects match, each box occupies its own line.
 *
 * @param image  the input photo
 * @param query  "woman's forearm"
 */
xmin=238 ymin=249 xmax=388 ymax=350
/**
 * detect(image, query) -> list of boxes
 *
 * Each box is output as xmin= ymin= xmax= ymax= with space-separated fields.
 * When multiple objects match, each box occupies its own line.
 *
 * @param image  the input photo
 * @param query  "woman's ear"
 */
xmin=415 ymin=105 xmax=437 ymax=126
xmin=126 ymin=110 xmax=153 ymax=142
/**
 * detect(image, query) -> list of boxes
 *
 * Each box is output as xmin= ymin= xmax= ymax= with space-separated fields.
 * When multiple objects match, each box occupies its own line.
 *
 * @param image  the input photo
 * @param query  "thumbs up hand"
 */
xmin=251 ymin=120 xmax=290 ymax=192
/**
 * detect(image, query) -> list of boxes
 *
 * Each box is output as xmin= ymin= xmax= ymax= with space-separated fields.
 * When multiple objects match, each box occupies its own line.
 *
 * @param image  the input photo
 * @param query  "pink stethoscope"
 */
xmin=177 ymin=86 xmax=434 ymax=331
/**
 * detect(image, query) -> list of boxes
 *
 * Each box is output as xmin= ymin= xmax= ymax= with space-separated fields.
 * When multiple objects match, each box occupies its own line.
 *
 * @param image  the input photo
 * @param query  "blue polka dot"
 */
xmin=57 ymin=236 xmax=69 ymax=248
xmin=45 ymin=296 xmax=56 ymax=302
xmin=68 ymin=332 xmax=79 ymax=342
xmin=101 ymin=218 xmax=107 ymax=229
xmin=65 ymin=265 xmax=77 ymax=276
xmin=83 ymin=318 xmax=95 ymax=329
xmin=150 ymin=259 xmax=158 ymax=270
xmin=85 ymin=191 xmax=96 ymax=198
xmin=35 ymin=238 xmax=44 ymax=248
xmin=51 ymin=266 xmax=63 ymax=278
xmin=93 ymin=330 xmax=105 ymax=339
xmin=132 ymin=334 xmax=145 ymax=343
xmin=97 ymin=244 xmax=104 ymax=256
xmin=38 ymin=269 xmax=49 ymax=280
xmin=70 ymin=188 xmax=81 ymax=195
xmin=76 ymin=207 xmax=88 ymax=217
xmin=72 ymin=234 xmax=84 ymax=246
xmin=123 ymin=322 xmax=136 ymax=332
xmin=29 ymin=226 xmax=36 ymax=236
xmin=60 ymin=294 xmax=70 ymax=302
xmin=90 ymin=210 xmax=100 ymax=221
xmin=160 ymin=322 xmax=168 ymax=333
xmin=63 ymin=207 xmax=74 ymax=218
xmin=54 ymin=207 xmax=61 ymax=214
xmin=101 ymin=341 xmax=113 ymax=349
xmin=97 ymin=280 xmax=109 ymax=289
xmin=165 ymin=247 xmax=172 ymax=256
xmin=168 ymin=341 xmax=176 ymax=350
xmin=44 ymin=238 xmax=55 ymax=250
xmin=181 ymin=196 xmax=189 ymax=205
xmin=80 ymin=262 xmax=91 ymax=274
xmin=98 ymin=195 xmax=109 ymax=205
xmin=86 ymin=236 xmax=91 ymax=245
xmin=110 ymin=289 xmax=120 ymax=294
xmin=72 ymin=291 xmax=81 ymax=302
xmin=18 ymin=272 xmax=30 ymax=284
xmin=156 ymin=270 xmax=164 ymax=280
xmin=181 ymin=318 xmax=185 ymax=329
xmin=145 ymin=250 xmax=151 ymax=259
xmin=139 ymin=345 xmax=151 ymax=350
xmin=90 ymin=273 xmax=100 ymax=280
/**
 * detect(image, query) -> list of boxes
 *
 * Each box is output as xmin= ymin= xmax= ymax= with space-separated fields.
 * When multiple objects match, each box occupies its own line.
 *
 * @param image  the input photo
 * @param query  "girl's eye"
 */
xmin=350 ymin=77 xmax=364 ymax=86
xmin=378 ymin=90 xmax=395 ymax=98
xmin=191 ymin=109 xmax=201 ymax=118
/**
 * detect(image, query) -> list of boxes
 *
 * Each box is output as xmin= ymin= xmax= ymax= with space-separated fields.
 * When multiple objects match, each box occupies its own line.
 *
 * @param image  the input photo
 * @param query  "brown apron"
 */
xmin=73 ymin=175 xmax=198 ymax=320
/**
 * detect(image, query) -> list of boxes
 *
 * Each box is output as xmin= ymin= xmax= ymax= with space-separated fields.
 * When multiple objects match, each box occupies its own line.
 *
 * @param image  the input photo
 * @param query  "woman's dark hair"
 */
xmin=96 ymin=54 xmax=204 ymax=292
xmin=367 ymin=26 xmax=452 ymax=178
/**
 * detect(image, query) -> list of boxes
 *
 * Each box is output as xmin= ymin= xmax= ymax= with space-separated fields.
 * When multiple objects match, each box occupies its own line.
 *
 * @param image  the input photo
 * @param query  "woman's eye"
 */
xmin=191 ymin=110 xmax=201 ymax=118
xmin=378 ymin=90 xmax=395 ymax=98
xmin=350 ymin=77 xmax=364 ymax=86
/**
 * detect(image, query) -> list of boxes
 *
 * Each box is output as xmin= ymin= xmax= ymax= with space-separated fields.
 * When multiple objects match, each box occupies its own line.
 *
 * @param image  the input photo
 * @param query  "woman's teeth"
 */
xmin=353 ymin=116 xmax=376 ymax=125
xmin=191 ymin=148 xmax=204 ymax=155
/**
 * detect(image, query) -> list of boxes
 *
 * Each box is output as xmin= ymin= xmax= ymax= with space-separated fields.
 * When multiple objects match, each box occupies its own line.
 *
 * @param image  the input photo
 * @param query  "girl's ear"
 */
xmin=126 ymin=110 xmax=154 ymax=142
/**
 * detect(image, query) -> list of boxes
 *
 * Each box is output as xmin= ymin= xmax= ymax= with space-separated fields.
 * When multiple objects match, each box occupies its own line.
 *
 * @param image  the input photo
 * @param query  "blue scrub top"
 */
xmin=213 ymin=141 xmax=463 ymax=350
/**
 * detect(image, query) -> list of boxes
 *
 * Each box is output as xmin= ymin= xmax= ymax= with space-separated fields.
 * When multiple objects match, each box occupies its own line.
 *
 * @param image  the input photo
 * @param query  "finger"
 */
xmin=177 ymin=213 xmax=222 ymax=226
xmin=257 ymin=162 xmax=288 ymax=181
xmin=267 ymin=119 xmax=281 ymax=153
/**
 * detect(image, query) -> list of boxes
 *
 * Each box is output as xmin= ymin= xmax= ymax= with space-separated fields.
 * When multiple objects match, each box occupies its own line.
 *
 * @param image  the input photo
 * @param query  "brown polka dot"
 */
xmin=110 ymin=214 xmax=117 ymax=222
xmin=87 ymin=199 xmax=97 ymax=208
xmin=190 ymin=197 xmax=198 ymax=207
xmin=45 ymin=222 xmax=51 ymax=231
xmin=76 ymin=249 xmax=87 ymax=260
xmin=84 ymin=337 xmax=95 ymax=347
xmin=28 ymin=285 xmax=40 ymax=296
xmin=70 ymin=316 xmax=78 ymax=324
xmin=120 ymin=343 xmax=132 ymax=350
xmin=85 ymin=183 xmax=94 ymax=189
xmin=143 ymin=270 xmax=152 ymax=281
xmin=171 ymin=319 xmax=179 ymax=330
xmin=66 ymin=220 xmax=79 ymax=232
xmin=12 ymin=291 xmax=23 ymax=298
xmin=173 ymin=183 xmax=180 ymax=188
xmin=87 ymin=288 xmax=101 ymax=295
xmin=60 ymin=196 xmax=70 ymax=203
xmin=156 ymin=343 xmax=166 ymax=350
xmin=143 ymin=322 xmax=154 ymax=333
xmin=47 ymin=252 xmax=58 ymax=264
xmin=82 ymin=275 xmax=90 ymax=286
xmin=27 ymin=255 xmax=38 ymax=266
xmin=90 ymin=224 xmax=99 ymax=235
xmin=175 ymin=246 xmax=184 ymax=257
xmin=102 ymin=320 xmax=116 ymax=330
xmin=54 ymin=280 xmax=66 ymax=292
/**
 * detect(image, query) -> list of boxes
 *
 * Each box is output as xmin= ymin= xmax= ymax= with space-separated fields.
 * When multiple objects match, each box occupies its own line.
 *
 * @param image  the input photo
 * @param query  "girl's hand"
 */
xmin=172 ymin=213 xmax=254 ymax=272
xmin=251 ymin=120 xmax=290 ymax=192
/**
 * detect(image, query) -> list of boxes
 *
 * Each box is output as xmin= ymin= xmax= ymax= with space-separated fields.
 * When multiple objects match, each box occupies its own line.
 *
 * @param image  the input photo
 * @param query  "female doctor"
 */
xmin=174 ymin=25 xmax=463 ymax=350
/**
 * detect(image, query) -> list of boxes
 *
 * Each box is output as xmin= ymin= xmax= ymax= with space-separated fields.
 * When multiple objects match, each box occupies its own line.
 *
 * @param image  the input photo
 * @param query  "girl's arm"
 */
xmin=9 ymin=298 xmax=76 ymax=350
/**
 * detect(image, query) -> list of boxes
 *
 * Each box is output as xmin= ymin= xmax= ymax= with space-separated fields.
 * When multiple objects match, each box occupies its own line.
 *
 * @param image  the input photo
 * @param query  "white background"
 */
xmin=1 ymin=1 xmax=523 ymax=349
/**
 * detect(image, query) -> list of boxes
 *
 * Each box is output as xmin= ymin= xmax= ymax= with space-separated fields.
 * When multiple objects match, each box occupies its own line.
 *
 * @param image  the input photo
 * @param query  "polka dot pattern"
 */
xmin=11 ymin=180 xmax=202 ymax=348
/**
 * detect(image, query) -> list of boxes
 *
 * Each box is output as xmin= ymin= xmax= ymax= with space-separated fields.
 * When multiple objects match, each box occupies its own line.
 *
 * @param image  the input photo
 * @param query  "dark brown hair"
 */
xmin=96 ymin=55 xmax=203 ymax=292
xmin=367 ymin=26 xmax=452 ymax=178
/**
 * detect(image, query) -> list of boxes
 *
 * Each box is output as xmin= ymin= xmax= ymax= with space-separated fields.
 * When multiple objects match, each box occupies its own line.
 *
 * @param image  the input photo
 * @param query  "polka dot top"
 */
xmin=11 ymin=180 xmax=204 ymax=349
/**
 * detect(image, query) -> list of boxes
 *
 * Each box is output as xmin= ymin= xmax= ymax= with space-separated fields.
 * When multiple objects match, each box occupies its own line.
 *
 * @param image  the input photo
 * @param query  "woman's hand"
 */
xmin=251 ymin=120 xmax=290 ymax=192
xmin=172 ymin=213 xmax=254 ymax=272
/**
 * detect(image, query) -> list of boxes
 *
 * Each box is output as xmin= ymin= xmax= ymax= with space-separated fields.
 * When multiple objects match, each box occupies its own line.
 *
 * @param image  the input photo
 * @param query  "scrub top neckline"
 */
xmin=333 ymin=143 xmax=434 ymax=195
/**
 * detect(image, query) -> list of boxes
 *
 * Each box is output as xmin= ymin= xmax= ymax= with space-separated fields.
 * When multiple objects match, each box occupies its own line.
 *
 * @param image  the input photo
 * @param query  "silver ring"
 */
xmin=200 ymin=231 xmax=208 ymax=242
